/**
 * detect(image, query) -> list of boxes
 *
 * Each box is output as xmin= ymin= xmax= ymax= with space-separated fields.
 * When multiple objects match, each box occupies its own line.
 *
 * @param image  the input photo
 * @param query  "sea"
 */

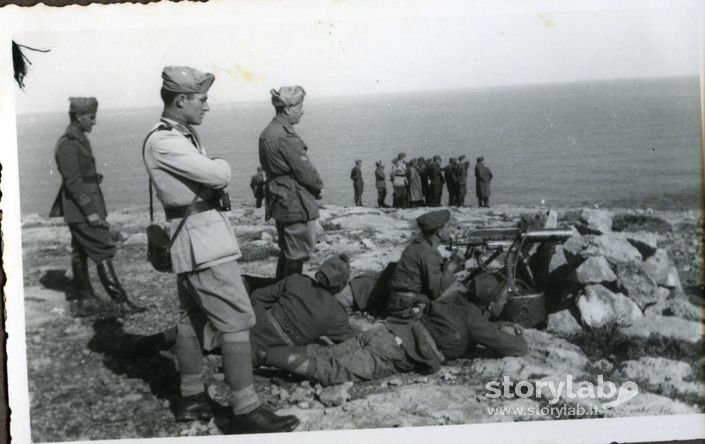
xmin=15 ymin=77 xmax=703 ymax=217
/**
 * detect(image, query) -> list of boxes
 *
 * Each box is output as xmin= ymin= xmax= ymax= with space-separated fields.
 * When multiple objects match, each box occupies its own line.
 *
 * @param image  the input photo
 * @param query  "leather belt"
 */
xmin=165 ymin=201 xmax=215 ymax=219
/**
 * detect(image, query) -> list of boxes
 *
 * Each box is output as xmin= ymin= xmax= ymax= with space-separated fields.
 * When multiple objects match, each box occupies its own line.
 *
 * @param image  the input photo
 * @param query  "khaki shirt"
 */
xmin=143 ymin=117 xmax=240 ymax=274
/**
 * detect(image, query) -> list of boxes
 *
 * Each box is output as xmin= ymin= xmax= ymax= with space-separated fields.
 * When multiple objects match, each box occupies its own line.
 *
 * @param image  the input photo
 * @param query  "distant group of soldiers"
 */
xmin=356 ymin=153 xmax=493 ymax=209
xmin=51 ymin=66 xmax=523 ymax=436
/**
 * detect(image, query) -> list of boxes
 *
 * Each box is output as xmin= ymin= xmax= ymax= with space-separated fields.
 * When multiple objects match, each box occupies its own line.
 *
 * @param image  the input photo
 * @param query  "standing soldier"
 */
xmin=350 ymin=159 xmax=364 ymax=206
xmin=475 ymin=156 xmax=493 ymax=207
xmin=249 ymin=166 xmax=267 ymax=208
xmin=52 ymin=97 xmax=144 ymax=316
xmin=143 ymin=66 xmax=299 ymax=434
xmin=259 ymin=86 xmax=324 ymax=280
xmin=374 ymin=160 xmax=388 ymax=208
xmin=454 ymin=154 xmax=468 ymax=207
xmin=458 ymin=157 xmax=470 ymax=207
xmin=444 ymin=157 xmax=458 ymax=206
xmin=428 ymin=155 xmax=444 ymax=207
xmin=390 ymin=152 xmax=408 ymax=209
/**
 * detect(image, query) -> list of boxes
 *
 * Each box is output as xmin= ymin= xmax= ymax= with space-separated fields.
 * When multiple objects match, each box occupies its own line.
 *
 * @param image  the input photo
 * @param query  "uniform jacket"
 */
xmin=388 ymin=235 xmax=454 ymax=300
xmin=390 ymin=161 xmax=408 ymax=187
xmin=53 ymin=123 xmax=107 ymax=223
xmin=428 ymin=162 xmax=444 ymax=187
xmin=384 ymin=317 xmax=444 ymax=374
xmin=250 ymin=172 xmax=266 ymax=198
xmin=259 ymin=116 xmax=323 ymax=223
xmin=143 ymin=117 xmax=241 ymax=274
xmin=408 ymin=166 xmax=423 ymax=202
xmin=350 ymin=166 xmax=363 ymax=185
xmin=475 ymin=163 xmax=493 ymax=197
xmin=374 ymin=166 xmax=387 ymax=189
xmin=459 ymin=163 xmax=469 ymax=192
xmin=251 ymin=274 xmax=354 ymax=345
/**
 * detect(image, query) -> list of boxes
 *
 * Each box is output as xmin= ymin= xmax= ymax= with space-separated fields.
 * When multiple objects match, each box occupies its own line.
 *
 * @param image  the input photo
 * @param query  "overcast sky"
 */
xmin=10 ymin=0 xmax=704 ymax=113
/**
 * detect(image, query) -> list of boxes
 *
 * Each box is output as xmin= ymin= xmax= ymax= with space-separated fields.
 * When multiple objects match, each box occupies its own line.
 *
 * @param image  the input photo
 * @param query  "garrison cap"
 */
xmin=433 ymin=155 xmax=441 ymax=161
xmin=355 ymin=159 xmax=362 ymax=165
xmin=458 ymin=155 xmax=466 ymax=161
xmin=416 ymin=209 xmax=451 ymax=233
xmin=375 ymin=160 xmax=382 ymax=166
xmin=316 ymin=254 xmax=351 ymax=289
xmin=449 ymin=157 xmax=457 ymax=163
xmin=477 ymin=156 xmax=484 ymax=162
xmin=69 ymin=97 xmax=98 ymax=114
xmin=472 ymin=273 xmax=504 ymax=307
xmin=270 ymin=86 xmax=306 ymax=107
xmin=161 ymin=66 xmax=215 ymax=94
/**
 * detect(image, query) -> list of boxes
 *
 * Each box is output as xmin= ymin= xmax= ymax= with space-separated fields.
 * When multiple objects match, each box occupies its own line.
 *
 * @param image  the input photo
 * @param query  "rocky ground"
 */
xmin=20 ymin=202 xmax=704 ymax=442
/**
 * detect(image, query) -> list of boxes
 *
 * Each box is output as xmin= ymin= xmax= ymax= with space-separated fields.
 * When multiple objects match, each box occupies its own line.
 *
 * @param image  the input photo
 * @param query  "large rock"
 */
xmin=619 ymin=315 xmax=703 ymax=344
xmin=589 ymin=234 xmax=643 ymax=265
xmin=625 ymin=231 xmax=662 ymax=259
xmin=643 ymin=297 xmax=702 ymax=322
xmin=546 ymin=309 xmax=582 ymax=338
xmin=641 ymin=249 xmax=674 ymax=286
xmin=572 ymin=256 xmax=617 ymax=285
xmin=577 ymin=285 xmax=643 ymax=329
xmin=616 ymin=263 xmax=668 ymax=310
xmin=562 ymin=235 xmax=593 ymax=265
xmin=318 ymin=382 xmax=353 ymax=407
xmin=579 ymin=209 xmax=613 ymax=234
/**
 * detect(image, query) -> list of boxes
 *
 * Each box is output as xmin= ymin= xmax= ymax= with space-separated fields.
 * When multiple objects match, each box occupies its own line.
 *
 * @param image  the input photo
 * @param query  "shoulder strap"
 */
xmin=142 ymin=121 xmax=201 ymax=248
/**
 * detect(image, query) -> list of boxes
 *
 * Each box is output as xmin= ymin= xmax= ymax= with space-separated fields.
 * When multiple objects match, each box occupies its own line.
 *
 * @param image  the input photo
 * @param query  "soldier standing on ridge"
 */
xmin=52 ymin=97 xmax=145 ymax=316
xmin=350 ymin=159 xmax=364 ymax=206
xmin=143 ymin=66 xmax=299 ymax=434
xmin=444 ymin=157 xmax=458 ymax=206
xmin=428 ymin=155 xmax=444 ymax=207
xmin=458 ymin=156 xmax=470 ymax=207
xmin=475 ymin=156 xmax=493 ymax=208
xmin=259 ymin=86 xmax=324 ymax=280
xmin=250 ymin=166 xmax=267 ymax=208
xmin=391 ymin=153 xmax=409 ymax=209
xmin=375 ymin=160 xmax=388 ymax=208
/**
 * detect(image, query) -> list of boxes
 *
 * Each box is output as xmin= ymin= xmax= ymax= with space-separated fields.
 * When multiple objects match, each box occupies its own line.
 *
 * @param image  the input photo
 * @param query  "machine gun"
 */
xmin=444 ymin=226 xmax=573 ymax=327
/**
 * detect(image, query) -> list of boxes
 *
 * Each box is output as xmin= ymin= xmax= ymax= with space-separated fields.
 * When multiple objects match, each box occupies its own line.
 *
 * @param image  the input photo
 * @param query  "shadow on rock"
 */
xmin=87 ymin=318 xmax=179 ymax=411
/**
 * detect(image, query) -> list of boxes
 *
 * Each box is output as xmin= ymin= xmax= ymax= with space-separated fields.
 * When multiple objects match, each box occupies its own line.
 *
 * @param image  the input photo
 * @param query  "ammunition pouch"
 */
xmin=387 ymin=290 xmax=430 ymax=319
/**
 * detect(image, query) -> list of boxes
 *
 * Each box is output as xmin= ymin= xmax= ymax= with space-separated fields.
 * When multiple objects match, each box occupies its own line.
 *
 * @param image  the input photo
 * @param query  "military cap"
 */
xmin=472 ymin=272 xmax=504 ymax=307
xmin=458 ymin=155 xmax=466 ymax=161
xmin=69 ymin=97 xmax=98 ymax=114
xmin=416 ymin=209 xmax=451 ymax=233
xmin=449 ymin=157 xmax=457 ymax=163
xmin=355 ymin=159 xmax=362 ymax=165
xmin=161 ymin=66 xmax=215 ymax=94
xmin=270 ymin=86 xmax=306 ymax=107
xmin=316 ymin=254 xmax=351 ymax=289
xmin=433 ymin=155 xmax=441 ymax=161
xmin=375 ymin=160 xmax=382 ymax=166
xmin=477 ymin=156 xmax=484 ymax=162
xmin=398 ymin=152 xmax=407 ymax=159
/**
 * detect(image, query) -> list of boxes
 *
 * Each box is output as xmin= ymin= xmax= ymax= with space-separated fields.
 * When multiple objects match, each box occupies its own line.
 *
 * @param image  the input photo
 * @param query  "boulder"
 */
xmin=643 ymin=297 xmax=702 ymax=322
xmin=546 ymin=309 xmax=582 ymax=338
xmin=562 ymin=235 xmax=593 ymax=265
xmin=641 ymin=249 xmax=673 ymax=286
xmin=579 ymin=209 xmax=613 ymax=234
xmin=547 ymin=245 xmax=569 ymax=274
xmin=577 ymin=285 xmax=643 ymax=329
xmin=616 ymin=264 xmax=668 ymax=310
xmin=589 ymin=234 xmax=643 ymax=265
xmin=625 ymin=231 xmax=662 ymax=259
xmin=572 ymin=256 xmax=617 ymax=285
xmin=619 ymin=315 xmax=703 ymax=344
xmin=544 ymin=210 xmax=558 ymax=228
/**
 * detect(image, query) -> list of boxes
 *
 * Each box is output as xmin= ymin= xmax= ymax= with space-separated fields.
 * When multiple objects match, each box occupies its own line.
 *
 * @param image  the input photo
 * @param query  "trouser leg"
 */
xmin=70 ymin=249 xmax=95 ymax=301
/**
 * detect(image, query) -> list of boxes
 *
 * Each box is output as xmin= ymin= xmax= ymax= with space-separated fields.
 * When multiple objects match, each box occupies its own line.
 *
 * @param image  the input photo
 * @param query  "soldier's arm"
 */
xmin=250 ymin=278 xmax=288 ymax=308
xmin=421 ymin=251 xmax=455 ymax=300
xmin=55 ymin=140 xmax=99 ymax=217
xmin=277 ymin=140 xmax=324 ymax=195
xmin=466 ymin=306 xmax=528 ymax=357
xmin=150 ymin=131 xmax=231 ymax=189
xmin=325 ymin=313 xmax=356 ymax=344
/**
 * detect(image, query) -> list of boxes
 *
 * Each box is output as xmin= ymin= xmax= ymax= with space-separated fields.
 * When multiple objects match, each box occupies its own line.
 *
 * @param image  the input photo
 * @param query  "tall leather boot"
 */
xmin=97 ymin=259 xmax=147 ymax=314
xmin=275 ymin=253 xmax=286 ymax=281
xmin=70 ymin=252 xmax=104 ymax=317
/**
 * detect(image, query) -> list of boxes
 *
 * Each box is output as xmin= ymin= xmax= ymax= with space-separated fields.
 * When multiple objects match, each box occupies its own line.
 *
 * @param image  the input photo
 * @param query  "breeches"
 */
xmin=176 ymin=261 xmax=256 ymax=350
xmin=307 ymin=327 xmax=412 ymax=386
xmin=276 ymin=220 xmax=317 ymax=261
xmin=69 ymin=222 xmax=116 ymax=263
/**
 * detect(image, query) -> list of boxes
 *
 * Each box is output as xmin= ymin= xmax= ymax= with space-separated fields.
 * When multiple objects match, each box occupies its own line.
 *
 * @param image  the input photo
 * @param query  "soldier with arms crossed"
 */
xmin=143 ymin=66 xmax=298 ymax=434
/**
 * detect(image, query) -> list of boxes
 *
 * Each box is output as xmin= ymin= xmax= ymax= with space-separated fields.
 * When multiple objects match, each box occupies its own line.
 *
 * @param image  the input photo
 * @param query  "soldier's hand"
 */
xmin=86 ymin=213 xmax=109 ymax=229
xmin=498 ymin=322 xmax=523 ymax=336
